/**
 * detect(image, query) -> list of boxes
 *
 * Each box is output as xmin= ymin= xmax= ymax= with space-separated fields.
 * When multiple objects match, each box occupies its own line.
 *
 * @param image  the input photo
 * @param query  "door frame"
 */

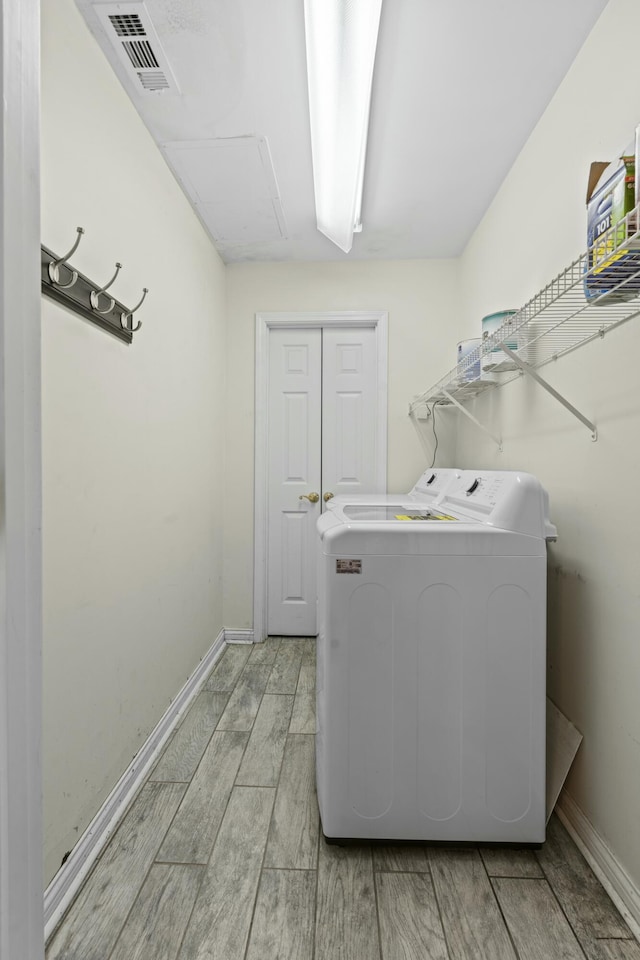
xmin=0 ymin=0 xmax=44 ymax=956
xmin=253 ymin=310 xmax=388 ymax=642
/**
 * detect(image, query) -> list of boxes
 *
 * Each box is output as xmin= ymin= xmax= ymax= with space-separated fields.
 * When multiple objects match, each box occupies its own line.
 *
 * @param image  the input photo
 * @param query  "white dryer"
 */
xmin=316 ymin=469 xmax=557 ymax=845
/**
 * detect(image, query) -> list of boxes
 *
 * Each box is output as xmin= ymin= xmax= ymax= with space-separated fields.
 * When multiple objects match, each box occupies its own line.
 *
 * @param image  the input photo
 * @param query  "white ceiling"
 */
xmin=75 ymin=0 xmax=609 ymax=264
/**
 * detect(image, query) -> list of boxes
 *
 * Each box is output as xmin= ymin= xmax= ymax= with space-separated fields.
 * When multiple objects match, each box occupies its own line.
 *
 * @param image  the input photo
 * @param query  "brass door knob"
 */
xmin=299 ymin=492 xmax=320 ymax=503
xmin=323 ymin=492 xmax=334 ymax=502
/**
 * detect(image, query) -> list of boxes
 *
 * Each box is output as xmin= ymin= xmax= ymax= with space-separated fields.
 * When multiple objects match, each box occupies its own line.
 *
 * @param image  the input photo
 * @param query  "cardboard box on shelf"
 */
xmin=585 ymin=154 xmax=640 ymax=303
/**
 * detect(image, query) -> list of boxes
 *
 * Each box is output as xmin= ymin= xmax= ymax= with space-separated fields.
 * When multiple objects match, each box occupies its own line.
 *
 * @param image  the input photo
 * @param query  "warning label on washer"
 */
xmin=336 ymin=559 xmax=362 ymax=574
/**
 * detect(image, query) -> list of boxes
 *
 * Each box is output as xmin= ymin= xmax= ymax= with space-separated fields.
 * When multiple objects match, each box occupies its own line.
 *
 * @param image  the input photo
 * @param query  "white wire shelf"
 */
xmin=409 ymin=203 xmax=640 ymax=416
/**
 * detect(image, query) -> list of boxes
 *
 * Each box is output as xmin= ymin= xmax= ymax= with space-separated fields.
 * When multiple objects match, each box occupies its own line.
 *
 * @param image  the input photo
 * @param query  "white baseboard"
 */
xmin=44 ymin=629 xmax=227 ymax=941
xmin=224 ymin=628 xmax=255 ymax=644
xmin=557 ymin=791 xmax=640 ymax=941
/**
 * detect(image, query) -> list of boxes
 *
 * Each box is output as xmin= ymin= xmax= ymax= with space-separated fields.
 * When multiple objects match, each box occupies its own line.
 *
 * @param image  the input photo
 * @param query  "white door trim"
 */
xmin=0 ymin=0 xmax=44 ymax=957
xmin=254 ymin=311 xmax=388 ymax=642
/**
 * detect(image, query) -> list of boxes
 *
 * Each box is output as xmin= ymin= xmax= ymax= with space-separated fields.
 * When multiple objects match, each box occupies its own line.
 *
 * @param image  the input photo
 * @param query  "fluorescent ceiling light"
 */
xmin=304 ymin=0 xmax=383 ymax=253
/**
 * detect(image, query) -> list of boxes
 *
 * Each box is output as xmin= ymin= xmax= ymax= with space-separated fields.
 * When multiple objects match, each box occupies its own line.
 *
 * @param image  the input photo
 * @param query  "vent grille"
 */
xmin=138 ymin=71 xmax=170 ymax=91
xmin=94 ymin=2 xmax=179 ymax=95
xmin=108 ymin=13 xmax=145 ymax=37
xmin=124 ymin=39 xmax=160 ymax=70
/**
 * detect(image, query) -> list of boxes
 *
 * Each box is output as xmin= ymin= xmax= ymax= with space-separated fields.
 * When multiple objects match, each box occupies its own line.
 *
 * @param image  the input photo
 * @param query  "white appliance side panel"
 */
xmin=417 ymin=583 xmax=463 ymax=820
xmin=347 ymin=582 xmax=394 ymax=818
xmin=317 ymin=552 xmax=546 ymax=842
xmin=485 ymin=585 xmax=534 ymax=823
xmin=460 ymin=561 xmax=546 ymax=842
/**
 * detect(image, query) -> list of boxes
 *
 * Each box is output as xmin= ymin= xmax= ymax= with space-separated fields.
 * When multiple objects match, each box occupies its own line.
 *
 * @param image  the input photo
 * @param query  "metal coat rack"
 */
xmin=41 ymin=227 xmax=148 ymax=344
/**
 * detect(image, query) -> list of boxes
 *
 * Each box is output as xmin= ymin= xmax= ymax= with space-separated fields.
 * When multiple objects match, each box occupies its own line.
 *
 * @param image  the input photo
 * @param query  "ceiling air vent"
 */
xmin=93 ymin=2 xmax=179 ymax=95
xmin=107 ymin=12 xmax=146 ymax=36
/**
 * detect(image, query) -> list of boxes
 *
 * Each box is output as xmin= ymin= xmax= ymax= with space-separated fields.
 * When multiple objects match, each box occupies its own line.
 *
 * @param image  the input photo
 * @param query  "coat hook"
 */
xmin=90 ymin=262 xmax=122 ymax=315
xmin=120 ymin=288 xmax=148 ymax=333
xmin=48 ymin=227 xmax=85 ymax=288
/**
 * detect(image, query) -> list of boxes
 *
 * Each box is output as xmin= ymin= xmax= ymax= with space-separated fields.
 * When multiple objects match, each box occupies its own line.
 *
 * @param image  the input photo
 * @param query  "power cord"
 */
xmin=429 ymin=399 xmax=445 ymax=468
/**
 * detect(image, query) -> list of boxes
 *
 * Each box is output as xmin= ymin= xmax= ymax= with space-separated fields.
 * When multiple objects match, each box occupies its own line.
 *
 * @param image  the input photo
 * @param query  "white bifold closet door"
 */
xmin=267 ymin=325 xmax=380 ymax=636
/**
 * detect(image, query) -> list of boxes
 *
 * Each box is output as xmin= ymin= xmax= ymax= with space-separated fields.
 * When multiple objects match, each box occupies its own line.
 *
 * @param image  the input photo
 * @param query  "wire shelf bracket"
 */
xmin=498 ymin=344 xmax=597 ymax=441
xmin=440 ymin=389 xmax=503 ymax=451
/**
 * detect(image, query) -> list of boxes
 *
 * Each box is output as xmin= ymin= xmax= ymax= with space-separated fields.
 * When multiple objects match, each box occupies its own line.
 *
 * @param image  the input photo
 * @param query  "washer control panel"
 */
xmin=410 ymin=467 xmax=460 ymax=501
xmin=437 ymin=470 xmax=556 ymax=539
xmin=443 ymin=472 xmax=509 ymax=512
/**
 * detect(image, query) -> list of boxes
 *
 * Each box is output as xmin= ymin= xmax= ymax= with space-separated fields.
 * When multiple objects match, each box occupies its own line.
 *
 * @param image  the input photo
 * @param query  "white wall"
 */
xmin=456 ymin=0 xmax=640 ymax=893
xmin=41 ymin=0 xmax=226 ymax=884
xmin=224 ymin=260 xmax=459 ymax=627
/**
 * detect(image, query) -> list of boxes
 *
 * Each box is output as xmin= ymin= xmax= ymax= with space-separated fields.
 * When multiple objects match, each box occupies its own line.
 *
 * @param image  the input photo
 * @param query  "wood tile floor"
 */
xmin=47 ymin=637 xmax=640 ymax=960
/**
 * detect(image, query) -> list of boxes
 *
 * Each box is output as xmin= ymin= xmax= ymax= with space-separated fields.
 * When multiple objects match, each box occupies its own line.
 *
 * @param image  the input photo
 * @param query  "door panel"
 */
xmin=321 ymin=327 xmax=381 ymax=501
xmin=267 ymin=329 xmax=321 ymax=635
xmin=283 ymin=391 xmax=310 ymax=480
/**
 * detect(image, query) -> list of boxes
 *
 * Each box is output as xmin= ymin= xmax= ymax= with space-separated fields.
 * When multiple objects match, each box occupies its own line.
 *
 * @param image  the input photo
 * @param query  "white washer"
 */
xmin=316 ymin=469 xmax=557 ymax=845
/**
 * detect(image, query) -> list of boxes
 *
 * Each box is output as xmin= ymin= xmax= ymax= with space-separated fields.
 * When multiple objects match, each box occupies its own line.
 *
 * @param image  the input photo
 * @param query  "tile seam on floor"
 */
xmin=490 ymin=873 xmax=591 ymax=960
xmin=108 ymin=862 xmax=208 ymax=960
xmin=152 ymin=748 xmax=209 ymax=867
xmin=153 ymin=860 xmax=212 ymax=870
xmin=481 ymin=853 xmax=523 ymax=960
xmin=238 ymin=666 xmax=290 ymax=796
xmin=218 ymin=663 xmax=271 ymax=735
xmin=533 ymin=853 xmax=600 ymax=959
xmin=311 ymin=814 xmax=321 ymax=960
xmin=101 ymin=783 xmax=191 ymax=960
xmin=102 ymin=864 xmax=149 ymax=960
xmin=50 ymin=779 xmax=170 ymax=945
xmin=148 ymin=778 xmax=191 ymax=784
xmin=197 ymin=740 xmax=254 ymax=870
xmin=172 ymin=859 xmax=209 ymax=960
xmin=153 ymin=714 xmax=219 ymax=786
xmin=55 ymin=782 xmax=180 ymax=959
xmin=158 ymin=659 xmax=256 ymax=871
xmin=371 ymin=852 xmax=385 ymax=960
xmin=593 ymin=935 xmax=639 ymax=941
xmin=427 ymin=856 xmax=454 ymax=960
xmin=241 ymin=787 xmax=278 ymax=960
xmin=236 ymin=639 xmax=292 ymax=960
xmin=251 ymin=864 xmax=318 ymax=873
xmin=260 ymin=727 xmax=313 ymax=873
xmin=236 ymin=694 xmax=296 ymax=790
xmin=249 ymin=644 xmax=279 ymax=726
xmin=172 ymin=652 xmax=273 ymax=960
xmin=371 ymin=849 xmax=430 ymax=874
xmin=141 ymin=684 xmax=242 ymax=957
xmin=152 ymin=673 xmax=230 ymax=787
xmin=148 ymin=690 xmax=229 ymax=785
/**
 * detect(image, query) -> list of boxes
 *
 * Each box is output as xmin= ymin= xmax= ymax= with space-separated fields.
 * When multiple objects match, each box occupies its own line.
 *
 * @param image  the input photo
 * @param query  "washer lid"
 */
xmin=342 ymin=505 xmax=459 ymax=522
